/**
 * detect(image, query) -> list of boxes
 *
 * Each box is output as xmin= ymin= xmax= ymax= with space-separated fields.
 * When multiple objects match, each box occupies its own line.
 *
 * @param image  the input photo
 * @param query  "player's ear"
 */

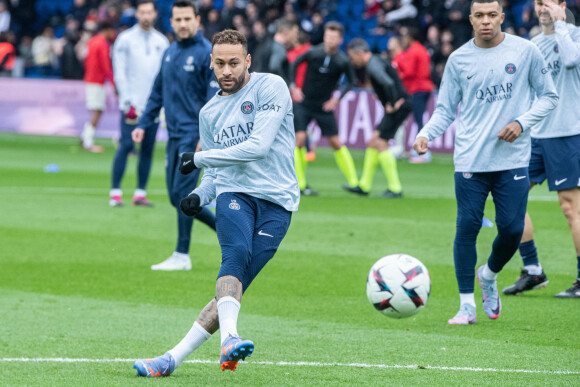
xmin=500 ymin=12 xmax=505 ymax=24
xmin=210 ymin=54 xmax=214 ymax=69
xmin=246 ymin=53 xmax=251 ymax=68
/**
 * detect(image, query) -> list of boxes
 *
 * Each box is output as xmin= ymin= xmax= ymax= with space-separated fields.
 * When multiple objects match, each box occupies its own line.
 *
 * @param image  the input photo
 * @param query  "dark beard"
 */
xmin=217 ymin=71 xmax=247 ymax=94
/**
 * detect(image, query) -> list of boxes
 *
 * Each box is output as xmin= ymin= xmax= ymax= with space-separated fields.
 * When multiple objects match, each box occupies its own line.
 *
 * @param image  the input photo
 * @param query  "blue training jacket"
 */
xmin=138 ymin=30 xmax=219 ymax=140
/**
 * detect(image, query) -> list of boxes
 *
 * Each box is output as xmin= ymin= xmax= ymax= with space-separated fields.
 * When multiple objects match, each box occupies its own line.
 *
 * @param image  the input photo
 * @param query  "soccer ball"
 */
xmin=366 ymin=254 xmax=431 ymax=319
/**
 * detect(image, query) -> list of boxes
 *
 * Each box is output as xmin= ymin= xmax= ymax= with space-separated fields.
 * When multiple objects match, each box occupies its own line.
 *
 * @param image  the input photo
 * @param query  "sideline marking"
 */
xmin=1 ymin=358 xmax=578 ymax=375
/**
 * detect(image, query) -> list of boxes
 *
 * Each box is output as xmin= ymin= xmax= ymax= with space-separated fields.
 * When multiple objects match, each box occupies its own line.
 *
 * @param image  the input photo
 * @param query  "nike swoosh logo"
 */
xmin=183 ymin=160 xmax=191 ymax=165
xmin=555 ymin=178 xmax=567 ymax=186
xmin=258 ymin=230 xmax=273 ymax=237
xmin=467 ymin=74 xmax=475 ymax=79
xmin=514 ymin=175 xmax=526 ymax=180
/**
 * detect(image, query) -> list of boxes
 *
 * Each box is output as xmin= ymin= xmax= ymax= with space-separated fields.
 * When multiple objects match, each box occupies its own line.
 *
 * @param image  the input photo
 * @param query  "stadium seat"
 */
xmin=351 ymin=2 xmax=365 ymax=16
xmin=364 ymin=35 xmax=378 ymax=52
xmin=347 ymin=19 xmax=362 ymax=34
xmin=363 ymin=16 xmax=378 ymax=32
xmin=376 ymin=34 xmax=392 ymax=52
xmin=336 ymin=2 xmax=350 ymax=17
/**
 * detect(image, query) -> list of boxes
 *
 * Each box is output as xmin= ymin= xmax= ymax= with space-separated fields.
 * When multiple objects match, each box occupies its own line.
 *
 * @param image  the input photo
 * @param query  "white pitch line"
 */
xmin=1 ymin=358 xmax=578 ymax=375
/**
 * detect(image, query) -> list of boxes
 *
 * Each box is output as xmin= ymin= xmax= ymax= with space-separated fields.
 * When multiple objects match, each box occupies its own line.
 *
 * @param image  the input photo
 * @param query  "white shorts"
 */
xmin=85 ymin=83 xmax=106 ymax=111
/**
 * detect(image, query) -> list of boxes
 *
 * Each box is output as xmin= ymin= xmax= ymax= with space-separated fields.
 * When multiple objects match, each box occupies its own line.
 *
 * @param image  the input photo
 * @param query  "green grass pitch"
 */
xmin=0 ymin=132 xmax=578 ymax=385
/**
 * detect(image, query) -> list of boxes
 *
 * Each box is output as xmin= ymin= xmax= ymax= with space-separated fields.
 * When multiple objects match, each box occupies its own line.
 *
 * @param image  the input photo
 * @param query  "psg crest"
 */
xmin=505 ymin=63 xmax=516 ymax=74
xmin=241 ymin=101 xmax=254 ymax=114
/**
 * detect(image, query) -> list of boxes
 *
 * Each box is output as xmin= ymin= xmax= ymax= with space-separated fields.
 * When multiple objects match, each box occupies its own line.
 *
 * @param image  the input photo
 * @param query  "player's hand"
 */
xmin=180 ymin=193 xmax=202 ymax=216
xmin=413 ymin=136 xmax=429 ymax=155
xmin=394 ymin=98 xmax=405 ymax=111
xmin=545 ymin=1 xmax=566 ymax=22
xmin=132 ymin=128 xmax=145 ymax=143
xmin=498 ymin=121 xmax=523 ymax=143
xmin=290 ymin=87 xmax=304 ymax=103
xmin=322 ymin=97 xmax=340 ymax=112
xmin=179 ymin=152 xmax=197 ymax=174
xmin=385 ymin=102 xmax=395 ymax=113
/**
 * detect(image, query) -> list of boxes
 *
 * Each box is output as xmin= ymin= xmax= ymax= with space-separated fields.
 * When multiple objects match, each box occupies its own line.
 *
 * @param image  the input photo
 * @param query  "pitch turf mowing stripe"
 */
xmin=1 ymin=290 xmax=578 ymax=372
xmin=1 ymin=358 xmax=579 ymax=375
xmin=0 ymin=185 xmax=559 ymax=202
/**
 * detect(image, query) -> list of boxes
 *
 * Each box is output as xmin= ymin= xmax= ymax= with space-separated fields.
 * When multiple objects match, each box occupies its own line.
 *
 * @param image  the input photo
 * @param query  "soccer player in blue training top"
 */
xmin=413 ymin=0 xmax=558 ymax=324
xmin=132 ymin=0 xmax=218 ymax=271
xmin=503 ymin=0 xmax=580 ymax=299
xmin=132 ymin=29 xmax=299 ymax=377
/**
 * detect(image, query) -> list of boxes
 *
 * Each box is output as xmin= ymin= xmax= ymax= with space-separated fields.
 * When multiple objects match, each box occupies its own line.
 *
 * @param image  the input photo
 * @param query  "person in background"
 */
xmin=81 ymin=22 xmax=116 ymax=153
xmin=345 ymin=38 xmax=411 ymax=198
xmin=131 ymin=0 xmax=217 ymax=271
xmin=289 ymin=21 xmax=358 ymax=196
xmin=255 ymin=17 xmax=298 ymax=83
xmin=392 ymin=27 xmax=434 ymax=163
xmin=0 ymin=31 xmax=15 ymax=76
xmin=32 ymin=25 xmax=57 ymax=77
xmin=109 ymin=0 xmax=169 ymax=207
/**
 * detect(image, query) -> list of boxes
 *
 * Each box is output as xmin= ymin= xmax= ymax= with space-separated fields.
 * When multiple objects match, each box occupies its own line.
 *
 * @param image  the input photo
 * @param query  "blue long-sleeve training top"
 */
xmin=192 ymin=73 xmax=300 ymax=212
xmin=138 ymin=30 xmax=219 ymax=138
xmin=417 ymin=33 xmax=559 ymax=172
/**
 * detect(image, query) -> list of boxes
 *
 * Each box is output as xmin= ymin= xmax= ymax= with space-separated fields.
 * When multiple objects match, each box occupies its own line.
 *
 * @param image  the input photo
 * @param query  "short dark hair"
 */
xmin=347 ymin=38 xmax=370 ymax=53
xmin=406 ymin=27 xmax=422 ymax=43
xmin=172 ymin=0 xmax=198 ymax=17
xmin=98 ymin=21 xmax=115 ymax=31
xmin=470 ymin=0 xmax=503 ymax=11
xmin=212 ymin=29 xmax=248 ymax=54
xmin=275 ymin=18 xmax=297 ymax=34
xmin=136 ymin=0 xmax=157 ymax=11
xmin=324 ymin=21 xmax=344 ymax=37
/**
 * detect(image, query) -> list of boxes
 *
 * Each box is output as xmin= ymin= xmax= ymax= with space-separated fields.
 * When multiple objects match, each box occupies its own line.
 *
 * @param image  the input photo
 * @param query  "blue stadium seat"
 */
xmin=347 ymin=19 xmax=362 ymax=34
xmin=53 ymin=26 xmax=65 ymax=39
xmin=336 ymin=2 xmax=349 ymax=17
xmin=364 ymin=35 xmax=377 ymax=52
xmin=512 ymin=1 xmax=527 ymax=28
xmin=376 ymin=34 xmax=392 ymax=52
xmin=363 ymin=16 xmax=378 ymax=32
xmin=351 ymin=2 xmax=365 ymax=16
xmin=59 ymin=0 xmax=74 ymax=14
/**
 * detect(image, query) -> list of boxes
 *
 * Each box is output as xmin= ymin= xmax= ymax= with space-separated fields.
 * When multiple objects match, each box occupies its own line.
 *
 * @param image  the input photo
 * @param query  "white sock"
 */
xmin=168 ymin=322 xmax=211 ymax=367
xmin=524 ymin=264 xmax=542 ymax=276
xmin=482 ymin=264 xmax=498 ymax=280
xmin=82 ymin=123 xmax=95 ymax=148
xmin=110 ymin=188 xmax=122 ymax=197
xmin=134 ymin=189 xmax=146 ymax=198
xmin=173 ymin=251 xmax=190 ymax=261
xmin=460 ymin=293 xmax=476 ymax=308
xmin=217 ymin=296 xmax=240 ymax=344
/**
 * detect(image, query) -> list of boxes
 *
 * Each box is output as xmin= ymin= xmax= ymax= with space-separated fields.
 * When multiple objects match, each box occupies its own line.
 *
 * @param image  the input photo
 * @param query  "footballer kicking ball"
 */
xmin=366 ymin=254 xmax=431 ymax=319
